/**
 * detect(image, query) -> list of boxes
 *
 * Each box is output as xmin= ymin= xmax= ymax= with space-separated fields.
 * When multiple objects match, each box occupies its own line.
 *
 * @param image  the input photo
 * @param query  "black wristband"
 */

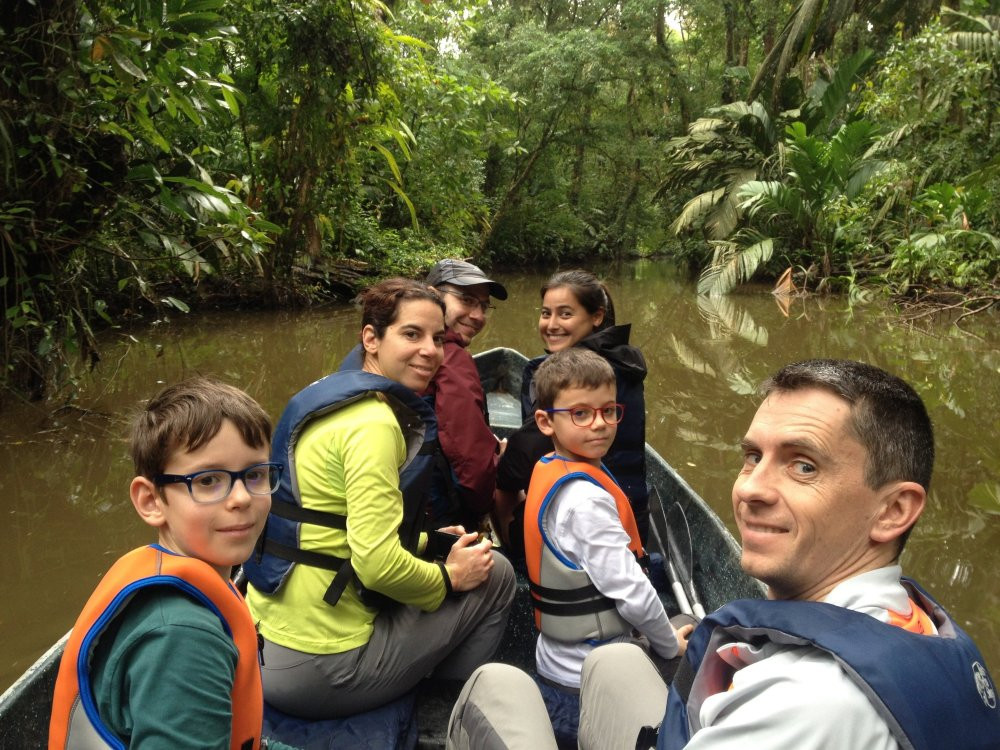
xmin=436 ymin=560 xmax=454 ymax=596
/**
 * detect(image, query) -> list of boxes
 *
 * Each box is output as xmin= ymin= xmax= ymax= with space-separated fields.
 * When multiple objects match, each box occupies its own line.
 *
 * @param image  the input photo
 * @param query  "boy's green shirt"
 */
xmin=90 ymin=587 xmax=297 ymax=749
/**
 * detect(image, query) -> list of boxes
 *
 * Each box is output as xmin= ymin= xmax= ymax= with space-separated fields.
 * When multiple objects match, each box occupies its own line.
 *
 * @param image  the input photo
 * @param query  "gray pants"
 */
xmin=447 ymin=634 xmax=683 ymax=749
xmin=579 ymin=643 xmax=668 ymax=750
xmin=447 ymin=663 xmax=559 ymax=750
xmin=261 ymin=553 xmax=516 ymax=719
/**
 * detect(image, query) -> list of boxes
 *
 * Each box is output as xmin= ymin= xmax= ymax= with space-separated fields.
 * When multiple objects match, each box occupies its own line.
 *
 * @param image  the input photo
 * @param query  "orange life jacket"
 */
xmin=523 ymin=454 xmax=644 ymax=640
xmin=49 ymin=545 xmax=263 ymax=750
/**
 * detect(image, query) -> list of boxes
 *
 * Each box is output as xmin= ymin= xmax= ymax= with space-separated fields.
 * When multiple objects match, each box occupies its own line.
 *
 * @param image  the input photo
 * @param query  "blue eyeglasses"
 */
xmin=545 ymin=403 xmax=625 ymax=428
xmin=154 ymin=462 xmax=284 ymax=504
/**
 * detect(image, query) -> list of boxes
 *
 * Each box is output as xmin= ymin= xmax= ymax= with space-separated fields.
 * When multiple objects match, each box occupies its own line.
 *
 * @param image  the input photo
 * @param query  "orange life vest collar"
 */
xmin=49 ymin=545 xmax=263 ymax=749
xmin=887 ymin=598 xmax=937 ymax=635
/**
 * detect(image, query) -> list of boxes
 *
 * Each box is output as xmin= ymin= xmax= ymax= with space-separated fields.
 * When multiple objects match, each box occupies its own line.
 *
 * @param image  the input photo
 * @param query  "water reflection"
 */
xmin=1 ymin=260 xmax=998 ymax=691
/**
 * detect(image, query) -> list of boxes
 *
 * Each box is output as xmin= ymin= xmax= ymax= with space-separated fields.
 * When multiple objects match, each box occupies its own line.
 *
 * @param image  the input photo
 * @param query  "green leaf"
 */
xmin=968 ymin=482 xmax=1000 ymax=514
xmin=373 ymin=144 xmax=403 ymax=184
xmin=161 ymin=296 xmax=191 ymax=313
xmin=111 ymin=51 xmax=147 ymax=81
xmin=385 ymin=179 xmax=418 ymax=230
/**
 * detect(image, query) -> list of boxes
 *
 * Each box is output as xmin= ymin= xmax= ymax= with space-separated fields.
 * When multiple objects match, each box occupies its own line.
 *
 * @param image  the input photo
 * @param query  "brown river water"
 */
xmin=1 ymin=260 xmax=998 ymax=693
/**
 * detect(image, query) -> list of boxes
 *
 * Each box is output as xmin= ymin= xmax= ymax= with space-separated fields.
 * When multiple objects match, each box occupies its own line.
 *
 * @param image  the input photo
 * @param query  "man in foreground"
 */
xmin=449 ymin=359 xmax=1000 ymax=749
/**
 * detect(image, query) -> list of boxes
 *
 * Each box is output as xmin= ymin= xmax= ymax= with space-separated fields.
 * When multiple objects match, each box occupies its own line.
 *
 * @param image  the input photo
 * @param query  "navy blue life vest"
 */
xmin=242 ymin=367 xmax=437 ymax=608
xmin=655 ymin=579 xmax=1000 ymax=750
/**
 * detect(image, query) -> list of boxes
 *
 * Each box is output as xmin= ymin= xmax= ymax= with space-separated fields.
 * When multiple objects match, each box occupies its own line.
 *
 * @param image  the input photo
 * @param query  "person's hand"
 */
xmin=445 ymin=533 xmax=494 ymax=592
xmin=497 ymin=437 xmax=508 ymax=457
xmin=674 ymin=622 xmax=695 ymax=658
xmin=437 ymin=525 xmax=467 ymax=537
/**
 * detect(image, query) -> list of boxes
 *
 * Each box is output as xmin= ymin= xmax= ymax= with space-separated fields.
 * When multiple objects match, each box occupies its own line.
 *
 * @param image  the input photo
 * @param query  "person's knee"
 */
xmin=448 ymin=664 xmax=556 ymax=750
xmin=583 ymin=642 xmax=650 ymax=682
xmin=490 ymin=552 xmax=516 ymax=603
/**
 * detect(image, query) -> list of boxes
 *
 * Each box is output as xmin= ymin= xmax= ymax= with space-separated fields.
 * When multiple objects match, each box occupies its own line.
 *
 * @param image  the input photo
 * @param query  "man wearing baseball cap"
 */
xmin=424 ymin=259 xmax=508 ymax=531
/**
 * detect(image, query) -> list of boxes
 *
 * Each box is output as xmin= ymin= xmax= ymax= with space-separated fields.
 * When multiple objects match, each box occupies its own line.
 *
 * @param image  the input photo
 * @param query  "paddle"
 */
xmin=648 ymin=486 xmax=693 ymax=617
xmin=664 ymin=501 xmax=706 ymax=619
xmin=649 ymin=486 xmax=705 ymax=619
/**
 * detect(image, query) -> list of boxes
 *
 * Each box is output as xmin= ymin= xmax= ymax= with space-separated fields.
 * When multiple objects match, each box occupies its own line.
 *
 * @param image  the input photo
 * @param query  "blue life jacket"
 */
xmin=242 ymin=367 xmax=437 ymax=608
xmin=655 ymin=579 xmax=1000 ymax=750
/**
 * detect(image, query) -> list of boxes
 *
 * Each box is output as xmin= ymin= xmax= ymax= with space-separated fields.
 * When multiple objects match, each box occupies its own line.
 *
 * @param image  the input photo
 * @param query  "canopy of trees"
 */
xmin=3 ymin=0 xmax=999 ymax=399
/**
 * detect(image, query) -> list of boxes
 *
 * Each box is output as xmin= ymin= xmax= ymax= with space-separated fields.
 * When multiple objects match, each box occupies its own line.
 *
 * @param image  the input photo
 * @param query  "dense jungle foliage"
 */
xmin=2 ymin=0 xmax=1000 ymax=399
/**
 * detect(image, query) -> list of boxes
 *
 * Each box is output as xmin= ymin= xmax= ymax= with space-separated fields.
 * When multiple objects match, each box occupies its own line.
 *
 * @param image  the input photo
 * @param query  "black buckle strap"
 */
xmin=530 ymin=595 xmax=617 ymax=616
xmin=261 ymin=538 xmax=348 ymax=572
xmin=529 ymin=579 xmax=602 ymax=602
xmin=268 ymin=502 xmax=347 ymax=529
xmin=671 ymin=653 xmax=696 ymax=701
xmin=323 ymin=559 xmax=356 ymax=606
xmin=635 ymin=724 xmax=659 ymax=749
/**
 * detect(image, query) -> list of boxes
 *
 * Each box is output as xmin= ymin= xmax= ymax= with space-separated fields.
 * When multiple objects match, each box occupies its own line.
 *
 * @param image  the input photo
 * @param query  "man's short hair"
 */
xmin=130 ymin=377 xmax=272 ymax=479
xmin=761 ymin=359 xmax=935 ymax=492
xmin=534 ymin=348 xmax=615 ymax=411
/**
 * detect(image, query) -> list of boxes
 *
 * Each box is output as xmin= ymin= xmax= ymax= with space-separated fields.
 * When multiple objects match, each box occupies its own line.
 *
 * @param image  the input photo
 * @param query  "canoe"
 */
xmin=0 ymin=346 xmax=762 ymax=749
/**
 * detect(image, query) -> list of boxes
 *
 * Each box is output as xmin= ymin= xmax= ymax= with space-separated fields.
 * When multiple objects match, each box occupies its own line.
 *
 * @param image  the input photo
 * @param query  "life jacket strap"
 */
xmin=530 ymin=595 xmax=617 ymax=617
xmin=261 ymin=538 xmax=348 ymax=572
xmin=268 ymin=502 xmax=347 ymax=529
xmin=529 ymin=579 xmax=602 ymax=602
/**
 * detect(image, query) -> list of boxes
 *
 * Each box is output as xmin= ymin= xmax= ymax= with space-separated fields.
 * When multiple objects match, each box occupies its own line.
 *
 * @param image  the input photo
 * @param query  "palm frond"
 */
xmin=668 ymin=334 xmax=717 ymax=377
xmin=670 ymin=188 xmax=727 ymax=234
xmin=773 ymin=0 xmax=827 ymax=108
xmin=948 ymin=31 xmax=1000 ymax=56
xmin=688 ymin=117 xmax=728 ymax=134
xmin=802 ymin=48 xmax=875 ymax=133
xmin=705 ymin=194 xmax=741 ymax=240
xmin=844 ymin=160 xmax=889 ymax=200
xmin=697 ymin=295 xmax=769 ymax=346
xmin=740 ymin=181 xmax=808 ymax=228
xmin=697 ymin=236 xmax=775 ymax=296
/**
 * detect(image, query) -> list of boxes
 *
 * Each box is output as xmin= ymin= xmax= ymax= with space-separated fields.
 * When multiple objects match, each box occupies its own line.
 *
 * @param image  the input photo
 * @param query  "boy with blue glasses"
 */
xmin=523 ymin=348 xmax=691 ymax=746
xmin=49 ymin=377 xmax=297 ymax=750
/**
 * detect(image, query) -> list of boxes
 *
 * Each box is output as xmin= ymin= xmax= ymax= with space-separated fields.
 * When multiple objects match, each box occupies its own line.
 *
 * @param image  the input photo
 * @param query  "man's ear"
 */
xmin=361 ymin=324 xmax=380 ymax=355
xmin=130 ymin=476 xmax=167 ymax=529
xmin=535 ymin=409 xmax=555 ymax=437
xmin=870 ymin=481 xmax=925 ymax=546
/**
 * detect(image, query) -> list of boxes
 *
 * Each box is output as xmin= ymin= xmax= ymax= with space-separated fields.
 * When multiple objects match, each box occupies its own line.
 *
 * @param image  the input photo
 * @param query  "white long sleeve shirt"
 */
xmin=535 ymin=478 xmax=679 ymax=689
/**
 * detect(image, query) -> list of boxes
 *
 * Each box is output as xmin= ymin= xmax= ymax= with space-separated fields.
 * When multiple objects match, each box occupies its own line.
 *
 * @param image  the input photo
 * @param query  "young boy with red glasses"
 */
xmin=523 ymin=348 xmax=691 ymax=746
xmin=49 ymin=377 xmax=297 ymax=750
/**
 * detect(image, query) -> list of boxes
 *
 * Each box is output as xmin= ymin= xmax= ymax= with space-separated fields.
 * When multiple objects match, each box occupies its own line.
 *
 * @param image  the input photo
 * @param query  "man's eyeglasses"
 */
xmin=439 ymin=288 xmax=495 ymax=315
xmin=154 ymin=462 xmax=284 ymax=504
xmin=545 ymin=404 xmax=625 ymax=428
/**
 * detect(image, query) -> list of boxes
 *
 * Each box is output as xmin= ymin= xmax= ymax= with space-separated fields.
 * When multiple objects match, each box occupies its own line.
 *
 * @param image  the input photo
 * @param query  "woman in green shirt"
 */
xmin=247 ymin=278 xmax=516 ymax=718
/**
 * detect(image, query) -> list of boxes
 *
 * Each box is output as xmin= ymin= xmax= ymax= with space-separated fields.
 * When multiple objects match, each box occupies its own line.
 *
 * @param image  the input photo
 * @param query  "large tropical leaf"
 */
xmin=844 ymin=160 xmax=889 ymax=200
xmin=800 ymin=48 xmax=875 ymax=133
xmin=739 ymin=180 xmax=809 ymax=229
xmin=670 ymin=189 xmax=726 ymax=234
xmin=697 ymin=234 xmax=775 ymax=297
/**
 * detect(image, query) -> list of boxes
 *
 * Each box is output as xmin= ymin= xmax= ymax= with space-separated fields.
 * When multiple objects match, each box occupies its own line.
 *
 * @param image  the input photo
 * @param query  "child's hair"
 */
xmin=130 ymin=377 xmax=272 ymax=479
xmin=534 ymin=348 xmax=616 ymax=410
xmin=540 ymin=270 xmax=616 ymax=330
xmin=359 ymin=277 xmax=445 ymax=340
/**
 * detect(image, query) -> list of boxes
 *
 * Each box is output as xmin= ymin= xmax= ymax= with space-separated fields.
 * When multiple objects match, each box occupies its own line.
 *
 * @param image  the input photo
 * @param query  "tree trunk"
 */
xmin=655 ymin=2 xmax=691 ymax=130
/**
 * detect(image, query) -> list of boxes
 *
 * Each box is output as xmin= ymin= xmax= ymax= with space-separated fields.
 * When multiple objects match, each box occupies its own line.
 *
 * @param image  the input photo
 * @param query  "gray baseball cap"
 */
xmin=425 ymin=259 xmax=508 ymax=300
